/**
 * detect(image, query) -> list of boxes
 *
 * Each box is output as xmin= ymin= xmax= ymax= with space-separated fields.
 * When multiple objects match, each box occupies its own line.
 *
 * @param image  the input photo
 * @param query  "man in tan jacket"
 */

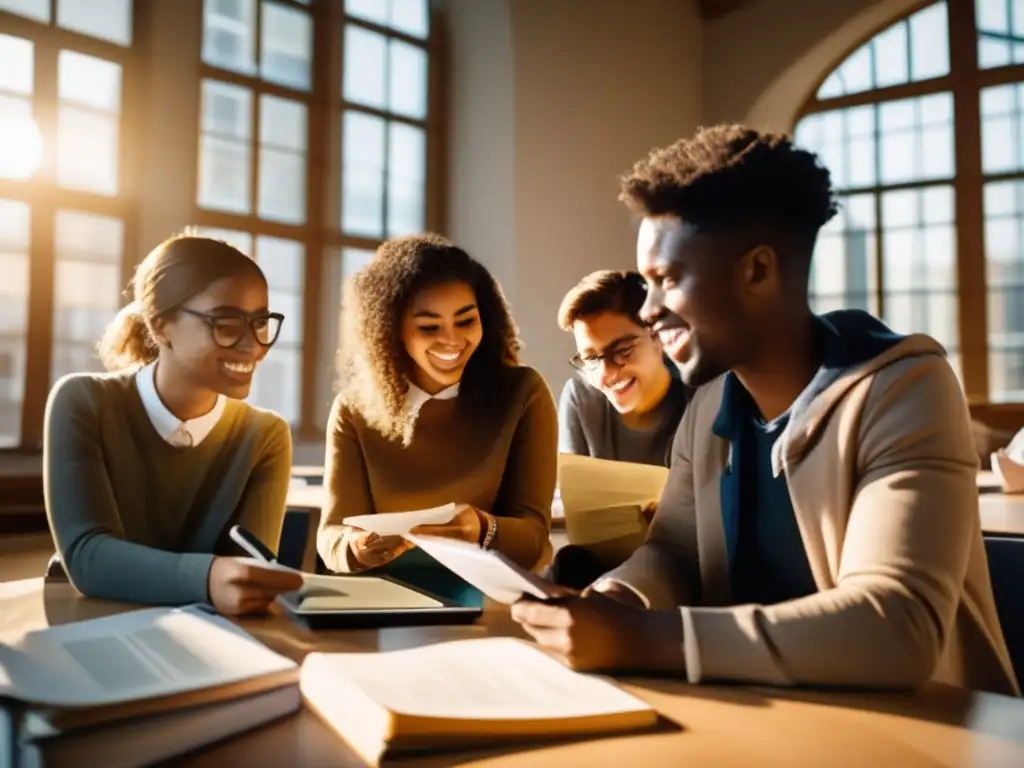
xmin=512 ymin=125 xmax=1019 ymax=696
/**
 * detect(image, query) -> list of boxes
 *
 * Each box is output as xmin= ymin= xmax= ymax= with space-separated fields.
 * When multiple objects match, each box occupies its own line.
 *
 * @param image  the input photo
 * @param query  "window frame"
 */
xmin=0 ymin=0 xmax=142 ymax=452
xmin=795 ymin=0 xmax=1024 ymax=424
xmin=194 ymin=0 xmax=444 ymax=441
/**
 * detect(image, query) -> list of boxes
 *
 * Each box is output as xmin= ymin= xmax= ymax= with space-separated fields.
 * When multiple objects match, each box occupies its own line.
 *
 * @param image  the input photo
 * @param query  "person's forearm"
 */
xmin=492 ymin=515 xmax=550 ymax=571
xmin=63 ymin=531 xmax=213 ymax=605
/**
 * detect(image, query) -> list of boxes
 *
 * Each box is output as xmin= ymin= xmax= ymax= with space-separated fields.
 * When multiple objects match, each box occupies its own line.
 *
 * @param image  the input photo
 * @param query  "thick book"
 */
xmin=0 ymin=604 xmax=298 ymax=732
xmin=14 ymin=684 xmax=300 ymax=768
xmin=300 ymin=637 xmax=658 ymax=766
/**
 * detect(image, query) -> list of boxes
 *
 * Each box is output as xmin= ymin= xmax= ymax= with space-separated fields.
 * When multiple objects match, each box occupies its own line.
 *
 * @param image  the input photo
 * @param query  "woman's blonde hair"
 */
xmin=336 ymin=233 xmax=521 ymax=445
xmin=97 ymin=235 xmax=264 ymax=371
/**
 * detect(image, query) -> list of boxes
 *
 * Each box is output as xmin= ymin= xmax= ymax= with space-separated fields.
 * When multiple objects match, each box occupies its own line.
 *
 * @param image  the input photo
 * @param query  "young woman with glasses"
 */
xmin=42 ymin=235 xmax=303 ymax=614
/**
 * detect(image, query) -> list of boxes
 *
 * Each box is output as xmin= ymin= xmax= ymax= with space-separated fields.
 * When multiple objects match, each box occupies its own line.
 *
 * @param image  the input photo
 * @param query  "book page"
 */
xmin=302 ymin=637 xmax=653 ymax=721
xmin=406 ymin=536 xmax=560 ymax=605
xmin=0 ymin=606 xmax=296 ymax=708
xmin=343 ymin=504 xmax=458 ymax=536
xmin=291 ymin=575 xmax=443 ymax=611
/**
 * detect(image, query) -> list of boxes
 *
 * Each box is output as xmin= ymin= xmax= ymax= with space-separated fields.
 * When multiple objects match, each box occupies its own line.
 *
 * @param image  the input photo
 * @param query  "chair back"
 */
xmin=984 ymin=535 xmax=1024 ymax=684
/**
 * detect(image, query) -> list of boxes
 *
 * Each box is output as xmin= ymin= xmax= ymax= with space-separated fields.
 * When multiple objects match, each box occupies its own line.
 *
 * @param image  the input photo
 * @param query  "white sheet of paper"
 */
xmin=342 ymin=503 xmax=458 ymax=536
xmin=302 ymin=637 xmax=653 ymax=720
xmin=406 ymin=536 xmax=559 ymax=605
xmin=0 ymin=605 xmax=296 ymax=708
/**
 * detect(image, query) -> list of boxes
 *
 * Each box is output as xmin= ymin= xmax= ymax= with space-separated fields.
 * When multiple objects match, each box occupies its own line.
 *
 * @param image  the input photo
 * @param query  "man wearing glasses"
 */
xmin=557 ymin=270 xmax=690 ymax=468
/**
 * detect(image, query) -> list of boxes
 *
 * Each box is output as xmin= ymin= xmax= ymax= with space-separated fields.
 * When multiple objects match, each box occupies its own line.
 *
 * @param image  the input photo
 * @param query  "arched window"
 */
xmin=795 ymin=0 xmax=1024 ymax=406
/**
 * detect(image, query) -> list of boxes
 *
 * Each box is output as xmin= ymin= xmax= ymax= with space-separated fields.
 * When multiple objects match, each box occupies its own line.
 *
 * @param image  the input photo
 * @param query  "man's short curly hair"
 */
xmin=336 ymin=233 xmax=521 ymax=445
xmin=619 ymin=124 xmax=838 ymax=248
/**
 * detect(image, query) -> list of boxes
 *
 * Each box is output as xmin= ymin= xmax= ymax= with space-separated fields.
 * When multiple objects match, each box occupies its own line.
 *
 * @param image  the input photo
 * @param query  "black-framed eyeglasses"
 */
xmin=180 ymin=309 xmax=285 ymax=349
xmin=570 ymin=334 xmax=645 ymax=372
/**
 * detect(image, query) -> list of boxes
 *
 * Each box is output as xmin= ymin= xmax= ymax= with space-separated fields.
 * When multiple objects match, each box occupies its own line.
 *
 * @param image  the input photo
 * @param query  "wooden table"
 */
xmin=3 ymin=578 xmax=1024 ymax=767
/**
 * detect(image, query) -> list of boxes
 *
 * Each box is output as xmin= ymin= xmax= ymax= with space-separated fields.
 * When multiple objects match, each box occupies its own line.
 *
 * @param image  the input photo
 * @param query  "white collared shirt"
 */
xmin=136 ymin=362 xmax=227 ymax=447
xmin=404 ymin=380 xmax=460 ymax=423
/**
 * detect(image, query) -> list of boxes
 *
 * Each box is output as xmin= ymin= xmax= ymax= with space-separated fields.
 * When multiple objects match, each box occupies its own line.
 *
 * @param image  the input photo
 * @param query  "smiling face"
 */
xmin=152 ymin=270 xmax=272 ymax=400
xmin=637 ymin=216 xmax=768 ymax=388
xmin=400 ymin=280 xmax=483 ymax=394
xmin=571 ymin=310 xmax=669 ymax=414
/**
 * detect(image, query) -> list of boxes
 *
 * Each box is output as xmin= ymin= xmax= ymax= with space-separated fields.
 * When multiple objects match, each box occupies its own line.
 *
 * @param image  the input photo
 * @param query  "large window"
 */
xmin=795 ymin=0 xmax=1024 ymax=405
xmin=0 ymin=0 xmax=134 ymax=448
xmin=195 ymin=0 xmax=435 ymax=435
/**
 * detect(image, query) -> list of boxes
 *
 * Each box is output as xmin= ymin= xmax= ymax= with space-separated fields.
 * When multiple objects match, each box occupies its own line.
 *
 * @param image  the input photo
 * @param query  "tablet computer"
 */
xmin=275 ymin=573 xmax=482 ymax=630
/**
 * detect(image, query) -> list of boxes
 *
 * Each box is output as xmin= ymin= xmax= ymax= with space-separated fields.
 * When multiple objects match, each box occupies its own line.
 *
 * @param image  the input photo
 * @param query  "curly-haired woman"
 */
xmin=317 ymin=233 xmax=558 ymax=597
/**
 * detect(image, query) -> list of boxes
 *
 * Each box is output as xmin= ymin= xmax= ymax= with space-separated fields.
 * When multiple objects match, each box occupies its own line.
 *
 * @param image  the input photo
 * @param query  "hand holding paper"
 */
xmin=343 ymin=503 xmax=459 ymax=536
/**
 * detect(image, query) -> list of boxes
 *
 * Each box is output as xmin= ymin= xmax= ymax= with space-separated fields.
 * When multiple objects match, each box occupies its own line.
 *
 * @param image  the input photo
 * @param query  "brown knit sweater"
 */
xmin=317 ymin=365 xmax=558 ymax=573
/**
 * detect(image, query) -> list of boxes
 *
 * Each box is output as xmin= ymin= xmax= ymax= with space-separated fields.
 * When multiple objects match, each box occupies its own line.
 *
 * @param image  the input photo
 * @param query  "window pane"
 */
xmin=52 ymin=211 xmax=124 ymax=383
xmin=878 ymin=93 xmax=954 ymax=184
xmin=981 ymin=84 xmax=1024 ymax=173
xmin=0 ymin=199 xmax=30 ymax=447
xmin=59 ymin=51 xmax=122 ymax=114
xmin=872 ymin=22 xmax=908 ymax=89
xmin=0 ymin=96 xmax=40 ymax=180
xmin=57 ymin=0 xmax=132 ymax=46
xmin=0 ymin=34 xmax=33 ymax=95
xmin=201 ymin=79 xmax=252 ymax=140
xmin=985 ymin=180 xmax=1024 ymax=401
xmin=390 ymin=0 xmax=429 ymax=38
xmin=198 ymin=135 xmax=251 ymax=213
xmin=203 ymin=0 xmax=257 ymax=75
xmin=909 ymin=2 xmax=949 ymax=80
xmin=0 ymin=0 xmax=49 ymax=22
xmin=387 ymin=122 xmax=426 ymax=236
xmin=250 ymin=236 xmax=303 ymax=425
xmin=808 ymin=193 xmax=878 ymax=314
xmin=258 ymin=95 xmax=306 ymax=223
xmin=199 ymin=80 xmax=253 ymax=213
xmin=977 ymin=0 xmax=1016 ymax=67
xmin=259 ymin=94 xmax=306 ymax=152
xmin=57 ymin=108 xmax=119 ymax=194
xmin=261 ymin=1 xmax=312 ymax=90
xmin=837 ymin=44 xmax=874 ymax=94
xmin=344 ymin=25 xmax=387 ymax=109
xmin=345 ymin=0 xmax=388 ymax=26
xmin=342 ymin=111 xmax=385 ymax=237
xmin=258 ymin=148 xmax=305 ymax=223
xmin=389 ymin=40 xmax=428 ymax=119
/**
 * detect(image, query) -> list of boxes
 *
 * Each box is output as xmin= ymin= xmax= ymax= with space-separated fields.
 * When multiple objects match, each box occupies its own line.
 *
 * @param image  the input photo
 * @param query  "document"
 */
xmin=0 ymin=605 xmax=296 ymax=709
xmin=557 ymin=454 xmax=669 ymax=545
xmin=406 ymin=536 xmax=561 ymax=605
xmin=342 ymin=503 xmax=458 ymax=536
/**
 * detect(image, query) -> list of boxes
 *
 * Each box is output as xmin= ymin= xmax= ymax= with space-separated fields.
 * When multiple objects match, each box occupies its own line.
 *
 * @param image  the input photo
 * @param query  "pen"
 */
xmin=229 ymin=525 xmax=278 ymax=563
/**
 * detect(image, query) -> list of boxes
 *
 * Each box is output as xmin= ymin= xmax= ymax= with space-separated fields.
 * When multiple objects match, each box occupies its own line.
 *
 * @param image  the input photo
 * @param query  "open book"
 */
xmin=0 ymin=604 xmax=298 ymax=731
xmin=557 ymin=455 xmax=669 ymax=546
xmin=301 ymin=637 xmax=658 ymax=765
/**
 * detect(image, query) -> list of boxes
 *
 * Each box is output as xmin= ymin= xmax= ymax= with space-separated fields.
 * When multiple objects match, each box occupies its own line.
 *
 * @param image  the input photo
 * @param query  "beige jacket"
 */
xmin=606 ymin=335 xmax=1020 ymax=695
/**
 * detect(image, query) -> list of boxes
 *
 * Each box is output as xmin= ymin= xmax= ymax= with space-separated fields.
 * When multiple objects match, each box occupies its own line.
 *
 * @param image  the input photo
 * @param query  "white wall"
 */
xmin=445 ymin=0 xmax=703 ymax=395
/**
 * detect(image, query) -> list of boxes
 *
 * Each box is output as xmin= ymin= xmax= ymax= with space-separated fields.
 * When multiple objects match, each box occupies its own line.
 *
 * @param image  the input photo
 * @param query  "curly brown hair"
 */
xmin=619 ymin=124 xmax=838 ymax=254
xmin=337 ymin=233 xmax=521 ymax=445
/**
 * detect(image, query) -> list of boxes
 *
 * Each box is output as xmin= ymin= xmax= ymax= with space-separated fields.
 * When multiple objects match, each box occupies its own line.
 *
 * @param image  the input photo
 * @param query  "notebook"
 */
xmin=0 ymin=604 xmax=298 ymax=732
xmin=300 ymin=637 xmax=659 ymax=766
xmin=15 ymin=685 xmax=300 ymax=768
